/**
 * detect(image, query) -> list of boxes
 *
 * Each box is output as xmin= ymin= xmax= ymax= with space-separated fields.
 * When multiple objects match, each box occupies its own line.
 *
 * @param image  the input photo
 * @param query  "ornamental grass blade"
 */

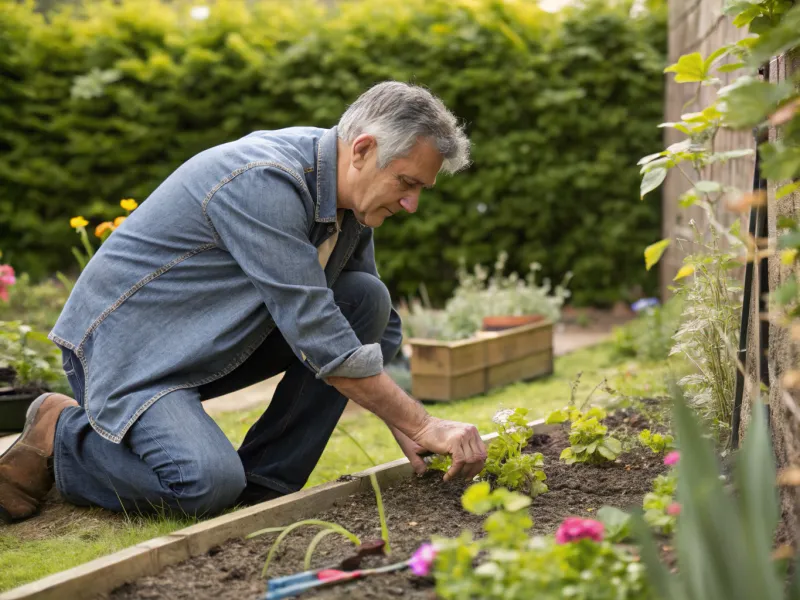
xmin=670 ymin=391 xmax=747 ymax=600
xmin=734 ymin=402 xmax=782 ymax=598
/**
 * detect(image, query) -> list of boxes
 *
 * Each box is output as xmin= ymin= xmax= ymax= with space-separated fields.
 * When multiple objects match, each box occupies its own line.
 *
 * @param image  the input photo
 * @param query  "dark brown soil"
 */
xmin=111 ymin=422 xmax=668 ymax=600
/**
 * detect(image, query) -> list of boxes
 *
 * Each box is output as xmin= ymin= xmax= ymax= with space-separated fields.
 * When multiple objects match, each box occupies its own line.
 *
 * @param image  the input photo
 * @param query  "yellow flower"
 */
xmin=120 ymin=199 xmax=138 ymax=211
xmin=70 ymin=216 xmax=89 ymax=229
xmin=95 ymin=222 xmax=114 ymax=238
xmin=782 ymin=249 xmax=798 ymax=266
xmin=114 ymin=216 xmax=126 ymax=227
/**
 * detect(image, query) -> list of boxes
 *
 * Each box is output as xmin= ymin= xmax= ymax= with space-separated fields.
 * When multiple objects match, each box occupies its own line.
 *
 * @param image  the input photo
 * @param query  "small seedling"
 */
xmin=546 ymin=405 xmax=622 ymax=464
xmin=638 ymin=429 xmax=675 ymax=454
xmin=643 ymin=472 xmax=678 ymax=535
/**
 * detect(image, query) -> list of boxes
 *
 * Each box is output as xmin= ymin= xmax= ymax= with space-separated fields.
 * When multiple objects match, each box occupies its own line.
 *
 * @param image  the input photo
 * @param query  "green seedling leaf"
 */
xmin=545 ymin=409 xmax=569 ymax=424
xmin=249 ymin=519 xmax=361 ymax=577
xmin=501 ymin=492 xmax=532 ymax=512
xmin=597 ymin=506 xmax=632 ymax=543
xmin=644 ymin=239 xmax=670 ymax=271
xmin=462 ymin=481 xmax=493 ymax=515
xmin=717 ymin=62 xmax=746 ymax=73
xmin=304 ymin=529 xmax=341 ymax=570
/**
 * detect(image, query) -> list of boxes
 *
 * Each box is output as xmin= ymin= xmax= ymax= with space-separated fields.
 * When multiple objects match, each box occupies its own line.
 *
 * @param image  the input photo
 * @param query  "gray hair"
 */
xmin=337 ymin=81 xmax=471 ymax=175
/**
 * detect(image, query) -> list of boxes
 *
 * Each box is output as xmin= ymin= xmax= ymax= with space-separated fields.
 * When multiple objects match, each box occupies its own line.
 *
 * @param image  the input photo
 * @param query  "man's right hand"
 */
xmin=412 ymin=417 xmax=487 ymax=482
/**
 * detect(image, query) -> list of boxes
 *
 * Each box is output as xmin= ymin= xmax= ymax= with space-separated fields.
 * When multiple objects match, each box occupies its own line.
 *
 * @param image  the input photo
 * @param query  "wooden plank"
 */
xmin=409 ymin=337 xmax=486 ymax=377
xmin=411 ymin=369 xmax=485 ymax=401
xmin=179 ymin=478 xmax=362 ymax=557
xmin=485 ymin=323 xmax=552 ymax=366
xmin=1 ymin=420 xmax=554 ymax=600
xmin=486 ymin=350 xmax=553 ymax=390
xmin=0 ymin=546 xmax=157 ymax=600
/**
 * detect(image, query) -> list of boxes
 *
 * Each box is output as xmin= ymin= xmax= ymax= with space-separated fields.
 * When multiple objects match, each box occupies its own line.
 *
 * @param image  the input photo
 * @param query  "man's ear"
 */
xmin=351 ymin=134 xmax=376 ymax=169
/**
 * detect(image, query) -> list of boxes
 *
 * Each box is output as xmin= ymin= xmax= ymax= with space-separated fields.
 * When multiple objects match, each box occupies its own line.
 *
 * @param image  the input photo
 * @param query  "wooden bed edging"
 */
xmin=1 ymin=419 xmax=555 ymax=600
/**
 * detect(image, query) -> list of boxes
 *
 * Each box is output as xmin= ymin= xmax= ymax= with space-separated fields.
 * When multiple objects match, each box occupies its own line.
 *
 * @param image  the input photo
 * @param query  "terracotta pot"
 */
xmin=481 ymin=314 xmax=545 ymax=332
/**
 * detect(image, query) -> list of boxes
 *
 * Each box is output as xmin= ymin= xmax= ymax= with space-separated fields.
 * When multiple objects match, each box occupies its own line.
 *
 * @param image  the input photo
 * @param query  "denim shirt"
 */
xmin=49 ymin=126 xmax=400 ymax=443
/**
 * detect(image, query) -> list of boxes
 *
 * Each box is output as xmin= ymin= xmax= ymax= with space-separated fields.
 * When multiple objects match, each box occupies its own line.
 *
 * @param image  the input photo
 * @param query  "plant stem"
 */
xmin=336 ymin=425 xmax=391 ymax=554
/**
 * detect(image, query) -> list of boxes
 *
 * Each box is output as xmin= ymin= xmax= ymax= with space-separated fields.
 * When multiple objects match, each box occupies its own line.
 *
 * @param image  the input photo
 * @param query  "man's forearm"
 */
xmin=326 ymin=371 xmax=430 ymax=439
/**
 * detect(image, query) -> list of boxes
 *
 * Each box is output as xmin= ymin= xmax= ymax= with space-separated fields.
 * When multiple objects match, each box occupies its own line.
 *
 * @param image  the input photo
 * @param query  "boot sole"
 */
xmin=0 ymin=393 xmax=54 ymax=523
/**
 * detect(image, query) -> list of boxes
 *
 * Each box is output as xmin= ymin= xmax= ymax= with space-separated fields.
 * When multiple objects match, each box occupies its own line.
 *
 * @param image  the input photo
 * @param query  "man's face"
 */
xmin=345 ymin=136 xmax=443 ymax=228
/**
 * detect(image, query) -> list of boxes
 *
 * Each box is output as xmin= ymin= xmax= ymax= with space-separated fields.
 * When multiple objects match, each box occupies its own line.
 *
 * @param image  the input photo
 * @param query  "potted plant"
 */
xmin=0 ymin=321 xmax=68 ymax=433
xmin=401 ymin=253 xmax=569 ymax=401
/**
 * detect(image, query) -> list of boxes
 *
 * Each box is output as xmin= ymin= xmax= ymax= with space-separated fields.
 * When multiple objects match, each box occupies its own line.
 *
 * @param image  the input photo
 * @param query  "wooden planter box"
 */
xmin=408 ymin=320 xmax=554 ymax=401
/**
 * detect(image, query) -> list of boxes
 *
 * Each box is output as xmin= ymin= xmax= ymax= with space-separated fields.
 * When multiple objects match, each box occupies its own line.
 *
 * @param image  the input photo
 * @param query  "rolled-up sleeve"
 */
xmin=204 ymin=165 xmax=382 ymax=379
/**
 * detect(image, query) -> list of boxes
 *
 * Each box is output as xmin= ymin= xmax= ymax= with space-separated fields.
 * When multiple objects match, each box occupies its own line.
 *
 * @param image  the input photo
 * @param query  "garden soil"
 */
xmin=111 ymin=416 xmax=669 ymax=600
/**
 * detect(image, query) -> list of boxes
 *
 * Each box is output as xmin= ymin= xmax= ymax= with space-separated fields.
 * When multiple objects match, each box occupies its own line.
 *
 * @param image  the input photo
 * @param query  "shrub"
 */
xmin=0 ymin=0 xmax=665 ymax=306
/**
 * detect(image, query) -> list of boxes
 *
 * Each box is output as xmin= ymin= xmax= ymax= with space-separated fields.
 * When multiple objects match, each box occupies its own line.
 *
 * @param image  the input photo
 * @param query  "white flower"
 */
xmin=190 ymin=6 xmax=210 ymax=20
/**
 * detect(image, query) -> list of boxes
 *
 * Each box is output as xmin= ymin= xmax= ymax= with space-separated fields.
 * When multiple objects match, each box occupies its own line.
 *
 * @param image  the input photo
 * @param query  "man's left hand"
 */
xmin=390 ymin=426 xmax=428 ymax=475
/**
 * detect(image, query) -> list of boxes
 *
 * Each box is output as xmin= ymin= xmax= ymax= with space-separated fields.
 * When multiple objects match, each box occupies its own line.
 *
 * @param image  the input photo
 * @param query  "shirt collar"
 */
xmin=315 ymin=126 xmax=338 ymax=223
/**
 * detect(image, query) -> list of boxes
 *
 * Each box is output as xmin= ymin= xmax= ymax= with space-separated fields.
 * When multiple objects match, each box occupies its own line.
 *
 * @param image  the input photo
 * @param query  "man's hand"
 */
xmin=327 ymin=371 xmax=487 ymax=481
xmin=390 ymin=426 xmax=428 ymax=475
xmin=411 ymin=417 xmax=487 ymax=482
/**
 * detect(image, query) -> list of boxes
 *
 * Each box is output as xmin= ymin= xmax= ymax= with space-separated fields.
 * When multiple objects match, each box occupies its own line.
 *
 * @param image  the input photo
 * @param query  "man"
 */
xmin=0 ymin=81 xmax=487 ymax=522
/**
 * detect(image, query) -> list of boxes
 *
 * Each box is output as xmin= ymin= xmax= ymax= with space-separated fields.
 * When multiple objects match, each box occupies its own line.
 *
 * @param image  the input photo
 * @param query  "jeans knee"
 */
xmin=334 ymin=272 xmax=392 ymax=345
xmin=172 ymin=449 xmax=246 ymax=516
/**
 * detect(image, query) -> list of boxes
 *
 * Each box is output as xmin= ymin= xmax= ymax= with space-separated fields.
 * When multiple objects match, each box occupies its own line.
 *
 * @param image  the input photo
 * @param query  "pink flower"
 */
xmin=667 ymin=502 xmax=681 ymax=516
xmin=409 ymin=543 xmax=437 ymax=577
xmin=664 ymin=451 xmax=680 ymax=466
xmin=0 ymin=265 xmax=15 ymax=302
xmin=555 ymin=517 xmax=604 ymax=544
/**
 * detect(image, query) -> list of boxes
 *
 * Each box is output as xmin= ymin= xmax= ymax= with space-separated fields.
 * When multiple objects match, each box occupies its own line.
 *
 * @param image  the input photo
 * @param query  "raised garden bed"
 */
xmin=409 ymin=321 xmax=554 ymax=401
xmin=109 ymin=415 xmax=667 ymax=600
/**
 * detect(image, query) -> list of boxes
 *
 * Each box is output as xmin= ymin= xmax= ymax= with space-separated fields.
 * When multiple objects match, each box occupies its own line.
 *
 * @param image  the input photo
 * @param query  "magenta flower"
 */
xmin=555 ymin=517 xmax=604 ymax=544
xmin=664 ymin=451 xmax=680 ymax=466
xmin=0 ymin=265 xmax=16 ymax=302
xmin=667 ymin=502 xmax=681 ymax=516
xmin=409 ymin=543 xmax=437 ymax=577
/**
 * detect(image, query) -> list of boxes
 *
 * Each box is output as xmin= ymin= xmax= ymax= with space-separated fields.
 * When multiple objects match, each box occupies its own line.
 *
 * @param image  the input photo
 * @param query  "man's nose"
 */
xmin=400 ymin=194 xmax=419 ymax=214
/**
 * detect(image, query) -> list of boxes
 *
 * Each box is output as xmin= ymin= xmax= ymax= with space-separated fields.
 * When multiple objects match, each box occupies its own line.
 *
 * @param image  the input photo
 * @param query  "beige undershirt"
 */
xmin=317 ymin=209 xmax=345 ymax=269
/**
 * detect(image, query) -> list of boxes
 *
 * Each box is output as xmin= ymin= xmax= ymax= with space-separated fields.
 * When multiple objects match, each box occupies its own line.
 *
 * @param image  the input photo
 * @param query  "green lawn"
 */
xmin=0 ymin=342 xmax=676 ymax=592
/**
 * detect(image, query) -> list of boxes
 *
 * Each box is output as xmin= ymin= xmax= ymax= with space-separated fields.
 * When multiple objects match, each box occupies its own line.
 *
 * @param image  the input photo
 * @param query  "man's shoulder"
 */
xmin=191 ymin=126 xmax=329 ymax=179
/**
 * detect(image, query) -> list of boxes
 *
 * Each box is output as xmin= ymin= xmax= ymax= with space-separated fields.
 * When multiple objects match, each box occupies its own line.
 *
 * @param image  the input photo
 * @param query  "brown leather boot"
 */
xmin=0 ymin=393 xmax=79 ymax=523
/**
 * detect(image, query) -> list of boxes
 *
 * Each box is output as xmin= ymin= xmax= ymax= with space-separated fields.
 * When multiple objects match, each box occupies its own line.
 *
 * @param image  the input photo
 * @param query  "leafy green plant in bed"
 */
xmin=429 ymin=482 xmax=650 ymax=599
xmin=428 ymin=407 xmax=547 ymax=497
xmin=642 ymin=470 xmax=678 ymax=536
xmin=545 ymin=406 xmax=622 ymax=465
xmin=638 ymin=429 xmax=674 ymax=454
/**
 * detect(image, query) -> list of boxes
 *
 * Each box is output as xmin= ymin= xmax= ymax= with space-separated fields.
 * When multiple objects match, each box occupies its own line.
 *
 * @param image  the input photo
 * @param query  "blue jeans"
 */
xmin=53 ymin=272 xmax=402 ymax=516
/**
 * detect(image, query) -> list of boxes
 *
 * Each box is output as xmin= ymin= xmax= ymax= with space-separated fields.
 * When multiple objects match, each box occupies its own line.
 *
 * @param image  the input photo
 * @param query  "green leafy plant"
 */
xmin=631 ymin=392 xmax=800 ymax=600
xmin=481 ymin=408 xmax=548 ymax=497
xmin=638 ymin=429 xmax=674 ymax=454
xmin=0 ymin=320 xmax=68 ymax=392
xmin=596 ymin=506 xmax=632 ymax=543
xmin=545 ymin=406 xmax=622 ymax=464
xmin=431 ymin=482 xmax=651 ymax=600
xmin=403 ymin=253 xmax=571 ymax=341
xmin=611 ymin=296 xmax=683 ymax=362
xmin=642 ymin=472 xmax=678 ymax=535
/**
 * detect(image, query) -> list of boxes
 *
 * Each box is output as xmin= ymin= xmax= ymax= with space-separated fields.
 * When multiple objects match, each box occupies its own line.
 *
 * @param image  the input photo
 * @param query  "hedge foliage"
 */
xmin=0 ymin=0 xmax=666 ymax=305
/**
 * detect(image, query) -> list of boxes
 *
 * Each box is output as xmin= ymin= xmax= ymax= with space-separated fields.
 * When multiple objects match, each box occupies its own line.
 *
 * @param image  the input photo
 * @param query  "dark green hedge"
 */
xmin=0 ymin=0 xmax=665 ymax=305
